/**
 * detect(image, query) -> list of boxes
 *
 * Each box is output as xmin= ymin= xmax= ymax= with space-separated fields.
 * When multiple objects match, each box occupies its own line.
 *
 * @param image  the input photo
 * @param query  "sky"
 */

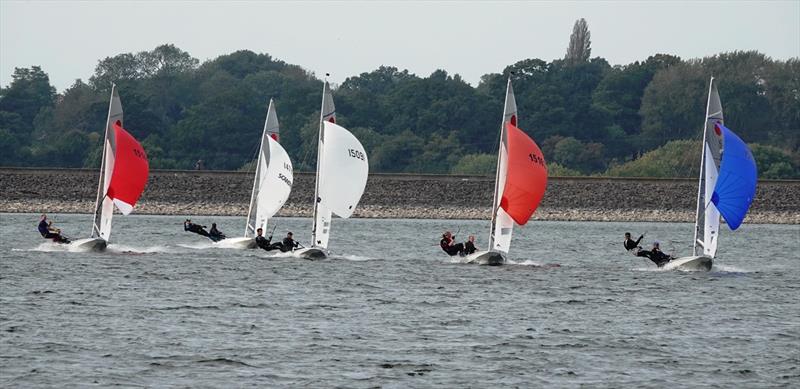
xmin=1 ymin=0 xmax=799 ymax=92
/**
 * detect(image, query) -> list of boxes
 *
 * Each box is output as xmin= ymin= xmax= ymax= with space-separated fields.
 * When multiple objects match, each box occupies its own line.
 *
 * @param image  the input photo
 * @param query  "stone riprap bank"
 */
xmin=1 ymin=168 xmax=797 ymax=224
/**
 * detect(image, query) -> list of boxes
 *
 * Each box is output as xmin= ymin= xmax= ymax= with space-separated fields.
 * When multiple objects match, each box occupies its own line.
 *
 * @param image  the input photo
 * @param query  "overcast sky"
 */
xmin=2 ymin=0 xmax=798 ymax=92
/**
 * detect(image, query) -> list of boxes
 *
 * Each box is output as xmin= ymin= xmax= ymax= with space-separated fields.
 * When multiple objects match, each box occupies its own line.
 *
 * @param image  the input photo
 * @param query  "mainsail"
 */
xmin=711 ymin=123 xmax=758 ymax=230
xmin=692 ymin=78 xmax=724 ymax=257
xmin=90 ymin=85 xmax=149 ymax=241
xmin=310 ymin=81 xmax=369 ymax=249
xmin=244 ymin=99 xmax=293 ymax=238
xmin=488 ymin=78 xmax=547 ymax=254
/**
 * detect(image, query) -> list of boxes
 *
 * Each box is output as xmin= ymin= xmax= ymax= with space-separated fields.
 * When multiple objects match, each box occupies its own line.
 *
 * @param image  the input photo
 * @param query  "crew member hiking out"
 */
xmin=255 ymin=228 xmax=282 ymax=251
xmin=623 ymin=232 xmax=644 ymax=251
xmin=278 ymin=232 xmax=299 ymax=252
xmin=184 ymin=219 xmax=210 ymax=238
xmin=440 ymin=231 xmax=465 ymax=256
xmin=37 ymin=214 xmax=69 ymax=244
xmin=208 ymin=223 xmax=226 ymax=242
xmin=637 ymin=241 xmax=674 ymax=267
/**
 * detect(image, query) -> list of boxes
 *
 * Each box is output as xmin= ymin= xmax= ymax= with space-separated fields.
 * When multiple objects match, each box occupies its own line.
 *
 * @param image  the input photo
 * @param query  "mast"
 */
xmin=90 ymin=84 xmax=121 ymax=239
xmin=692 ymin=77 xmax=723 ymax=257
xmin=244 ymin=99 xmax=277 ymax=237
xmin=311 ymin=79 xmax=335 ymax=247
xmin=488 ymin=77 xmax=515 ymax=251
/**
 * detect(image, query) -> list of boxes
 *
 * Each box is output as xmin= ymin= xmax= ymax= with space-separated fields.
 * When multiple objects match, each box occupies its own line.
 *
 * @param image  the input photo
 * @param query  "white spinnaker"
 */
xmin=253 ymin=137 xmax=293 ymax=234
xmin=245 ymin=99 xmax=287 ymax=238
xmin=489 ymin=78 xmax=517 ymax=254
xmin=693 ymin=78 xmax=723 ymax=258
xmin=312 ymin=121 xmax=369 ymax=249
xmin=91 ymin=85 xmax=122 ymax=241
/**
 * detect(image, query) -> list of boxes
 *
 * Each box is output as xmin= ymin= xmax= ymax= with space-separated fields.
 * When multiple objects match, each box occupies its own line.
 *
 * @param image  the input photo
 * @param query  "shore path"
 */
xmin=1 ymin=168 xmax=797 ymax=224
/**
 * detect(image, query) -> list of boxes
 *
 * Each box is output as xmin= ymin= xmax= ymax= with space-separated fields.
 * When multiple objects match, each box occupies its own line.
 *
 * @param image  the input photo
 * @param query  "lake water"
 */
xmin=1 ymin=213 xmax=798 ymax=387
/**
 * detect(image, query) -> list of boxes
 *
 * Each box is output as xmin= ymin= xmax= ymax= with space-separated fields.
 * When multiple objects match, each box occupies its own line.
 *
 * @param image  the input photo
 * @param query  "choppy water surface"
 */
xmin=1 ymin=213 xmax=798 ymax=387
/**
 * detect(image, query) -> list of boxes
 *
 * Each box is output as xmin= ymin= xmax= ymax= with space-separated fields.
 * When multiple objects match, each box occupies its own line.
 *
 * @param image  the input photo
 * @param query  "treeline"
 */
xmin=1 ymin=44 xmax=798 ymax=178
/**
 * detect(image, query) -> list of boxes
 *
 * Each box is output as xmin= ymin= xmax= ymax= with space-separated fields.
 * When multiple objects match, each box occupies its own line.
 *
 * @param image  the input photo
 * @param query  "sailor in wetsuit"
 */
xmin=37 ymin=214 xmax=69 ymax=243
xmin=637 ymin=241 xmax=673 ymax=267
xmin=278 ymin=232 xmax=299 ymax=252
xmin=208 ymin=223 xmax=226 ymax=242
xmin=440 ymin=231 xmax=465 ymax=256
xmin=623 ymin=232 xmax=644 ymax=251
xmin=464 ymin=235 xmax=478 ymax=255
xmin=254 ymin=228 xmax=284 ymax=251
xmin=184 ymin=219 xmax=211 ymax=237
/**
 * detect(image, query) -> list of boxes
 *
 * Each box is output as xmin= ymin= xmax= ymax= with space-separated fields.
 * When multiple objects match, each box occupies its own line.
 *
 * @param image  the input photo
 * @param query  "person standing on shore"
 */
xmin=623 ymin=232 xmax=644 ymax=251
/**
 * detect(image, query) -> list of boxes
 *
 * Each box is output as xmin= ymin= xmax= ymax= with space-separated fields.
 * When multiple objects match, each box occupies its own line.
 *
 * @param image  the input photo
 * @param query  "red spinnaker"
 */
xmin=108 ymin=122 xmax=149 ymax=215
xmin=499 ymin=123 xmax=547 ymax=225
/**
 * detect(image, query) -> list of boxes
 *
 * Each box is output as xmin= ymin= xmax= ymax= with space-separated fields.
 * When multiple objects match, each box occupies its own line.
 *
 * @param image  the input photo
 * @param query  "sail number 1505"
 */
xmin=348 ymin=149 xmax=365 ymax=161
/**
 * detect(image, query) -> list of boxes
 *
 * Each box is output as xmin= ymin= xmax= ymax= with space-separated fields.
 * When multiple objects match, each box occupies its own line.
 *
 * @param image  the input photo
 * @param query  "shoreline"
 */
xmin=1 ymin=168 xmax=798 ymax=224
xmin=2 ymin=200 xmax=797 ymax=224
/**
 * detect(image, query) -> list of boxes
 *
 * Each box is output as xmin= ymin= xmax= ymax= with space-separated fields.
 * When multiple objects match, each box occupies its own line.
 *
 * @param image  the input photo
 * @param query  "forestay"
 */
xmin=90 ymin=85 xmax=149 ymax=242
xmin=312 ymin=121 xmax=369 ymax=248
xmin=488 ymin=79 xmax=547 ymax=255
xmin=693 ymin=78 xmax=723 ymax=258
xmin=244 ymin=99 xmax=292 ymax=238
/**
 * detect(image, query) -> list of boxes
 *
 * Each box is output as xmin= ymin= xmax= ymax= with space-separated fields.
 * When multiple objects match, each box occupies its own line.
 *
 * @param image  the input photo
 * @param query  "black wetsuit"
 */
xmin=184 ymin=222 xmax=210 ymax=237
xmin=208 ymin=226 xmax=226 ymax=242
xmin=464 ymin=241 xmax=477 ymax=255
xmin=624 ymin=235 xmax=643 ymax=251
xmin=637 ymin=248 xmax=673 ymax=267
xmin=255 ymin=235 xmax=271 ymax=250
xmin=440 ymin=238 xmax=464 ymax=256
xmin=279 ymin=237 xmax=298 ymax=252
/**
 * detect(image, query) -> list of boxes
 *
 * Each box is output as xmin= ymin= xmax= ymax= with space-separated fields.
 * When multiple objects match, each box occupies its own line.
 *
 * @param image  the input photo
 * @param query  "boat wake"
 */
xmin=106 ymin=244 xmax=169 ymax=254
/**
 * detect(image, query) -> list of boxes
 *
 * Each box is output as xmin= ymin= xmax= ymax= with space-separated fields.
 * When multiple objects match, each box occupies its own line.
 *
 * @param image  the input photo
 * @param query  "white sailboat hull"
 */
xmin=292 ymin=247 xmax=327 ymax=260
xmin=463 ymin=250 xmax=505 ymax=266
xmin=663 ymin=255 xmax=713 ymax=272
xmin=216 ymin=237 xmax=257 ymax=249
xmin=71 ymin=237 xmax=107 ymax=252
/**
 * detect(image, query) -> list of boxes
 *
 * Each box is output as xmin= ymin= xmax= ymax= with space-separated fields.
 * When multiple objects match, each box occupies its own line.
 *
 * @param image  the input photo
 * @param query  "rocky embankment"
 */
xmin=1 ymin=168 xmax=798 ymax=224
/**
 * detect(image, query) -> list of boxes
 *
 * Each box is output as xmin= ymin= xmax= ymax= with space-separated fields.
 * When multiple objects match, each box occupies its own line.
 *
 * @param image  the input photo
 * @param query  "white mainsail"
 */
xmin=244 ymin=99 xmax=293 ymax=238
xmin=90 ymin=85 xmax=123 ymax=241
xmin=692 ymin=77 xmax=724 ymax=258
xmin=488 ymin=78 xmax=518 ymax=254
xmin=310 ymin=81 xmax=369 ymax=249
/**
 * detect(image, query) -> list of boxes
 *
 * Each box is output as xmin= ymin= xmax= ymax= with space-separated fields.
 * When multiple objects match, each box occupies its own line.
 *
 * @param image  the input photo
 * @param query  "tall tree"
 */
xmin=565 ymin=18 xmax=592 ymax=65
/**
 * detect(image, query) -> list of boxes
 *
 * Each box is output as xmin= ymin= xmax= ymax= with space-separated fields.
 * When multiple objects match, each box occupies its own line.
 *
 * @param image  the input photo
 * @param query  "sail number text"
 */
xmin=348 ymin=149 xmax=365 ymax=161
xmin=132 ymin=148 xmax=146 ymax=159
xmin=529 ymin=153 xmax=545 ymax=167
xmin=278 ymin=173 xmax=292 ymax=187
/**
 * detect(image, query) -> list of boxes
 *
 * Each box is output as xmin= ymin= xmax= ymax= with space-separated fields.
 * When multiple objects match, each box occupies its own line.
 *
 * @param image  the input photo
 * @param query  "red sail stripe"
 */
xmin=499 ymin=123 xmax=547 ymax=225
xmin=108 ymin=122 xmax=149 ymax=211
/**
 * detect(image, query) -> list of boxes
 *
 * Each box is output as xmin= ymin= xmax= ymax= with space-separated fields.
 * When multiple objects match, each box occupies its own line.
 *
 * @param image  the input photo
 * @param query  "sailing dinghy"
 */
xmin=464 ymin=78 xmax=547 ymax=265
xmin=664 ymin=77 xmax=757 ymax=271
xmin=222 ymin=99 xmax=293 ymax=249
xmin=293 ymin=81 xmax=369 ymax=260
xmin=71 ymin=85 xmax=149 ymax=251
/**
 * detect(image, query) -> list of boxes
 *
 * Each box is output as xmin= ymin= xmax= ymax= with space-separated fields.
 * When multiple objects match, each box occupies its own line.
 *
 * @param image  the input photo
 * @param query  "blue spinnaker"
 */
xmin=711 ymin=123 xmax=757 ymax=230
